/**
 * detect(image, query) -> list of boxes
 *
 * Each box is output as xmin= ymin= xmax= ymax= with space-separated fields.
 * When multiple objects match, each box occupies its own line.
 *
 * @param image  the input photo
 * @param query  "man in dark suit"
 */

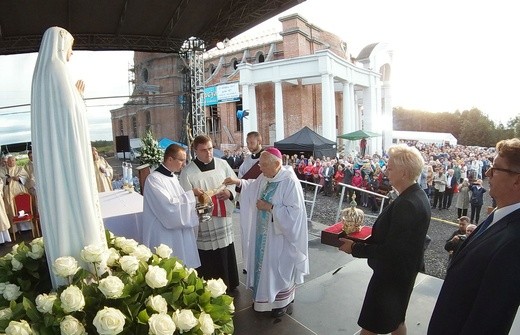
xmin=428 ymin=138 xmax=520 ymax=335
xmin=442 ymin=168 xmax=457 ymax=209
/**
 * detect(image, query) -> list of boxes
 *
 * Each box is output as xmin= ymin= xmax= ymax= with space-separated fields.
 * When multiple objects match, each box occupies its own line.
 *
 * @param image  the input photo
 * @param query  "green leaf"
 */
xmin=137 ymin=308 xmax=150 ymax=323
xmin=23 ymin=296 xmax=40 ymax=322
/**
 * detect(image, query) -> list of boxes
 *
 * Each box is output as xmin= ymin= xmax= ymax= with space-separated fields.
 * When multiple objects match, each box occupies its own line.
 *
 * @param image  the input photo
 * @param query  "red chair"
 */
xmin=11 ymin=193 xmax=40 ymax=241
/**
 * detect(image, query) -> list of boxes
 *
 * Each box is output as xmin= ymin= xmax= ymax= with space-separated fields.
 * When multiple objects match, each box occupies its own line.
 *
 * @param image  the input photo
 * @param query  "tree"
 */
xmin=139 ymin=131 xmax=163 ymax=167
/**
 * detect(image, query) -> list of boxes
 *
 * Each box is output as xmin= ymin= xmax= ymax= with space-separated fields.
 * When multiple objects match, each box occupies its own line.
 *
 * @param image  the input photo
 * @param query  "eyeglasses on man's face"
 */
xmin=486 ymin=165 xmax=520 ymax=176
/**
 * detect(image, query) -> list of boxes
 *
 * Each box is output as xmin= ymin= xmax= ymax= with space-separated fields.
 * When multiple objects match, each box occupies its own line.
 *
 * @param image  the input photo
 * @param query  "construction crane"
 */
xmin=179 ymin=37 xmax=206 ymax=149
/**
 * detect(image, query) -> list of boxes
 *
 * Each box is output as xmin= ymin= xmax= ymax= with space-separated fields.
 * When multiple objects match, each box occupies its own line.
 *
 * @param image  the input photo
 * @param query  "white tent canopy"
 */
xmin=392 ymin=130 xmax=458 ymax=146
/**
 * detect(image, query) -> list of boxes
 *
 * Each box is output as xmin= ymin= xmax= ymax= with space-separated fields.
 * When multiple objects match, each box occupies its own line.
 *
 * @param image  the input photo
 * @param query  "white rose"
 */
xmin=119 ymin=255 xmax=139 ymax=276
xmin=173 ymin=261 xmax=183 ymax=271
xmin=3 ymin=284 xmax=22 ymax=301
xmin=28 ymin=243 xmax=45 ymax=259
xmin=114 ymin=237 xmax=138 ymax=254
xmin=0 ymin=282 xmax=6 ymax=294
xmin=198 ymin=312 xmax=215 ymax=335
xmin=53 ymin=257 xmax=79 ymax=278
xmin=172 ymin=309 xmax=198 ymax=332
xmin=0 ymin=307 xmax=13 ymax=320
xmin=183 ymin=268 xmax=197 ymax=281
xmin=98 ymin=276 xmax=124 ymax=299
xmin=60 ymin=315 xmax=86 ymax=335
xmin=30 ymin=237 xmax=44 ymax=247
xmin=145 ymin=265 xmax=168 ymax=289
xmin=35 ymin=293 xmax=57 ymax=314
xmin=11 ymin=258 xmax=23 ymax=271
xmin=5 ymin=320 xmax=33 ymax=335
xmin=106 ymin=248 xmax=120 ymax=267
xmin=148 ymin=313 xmax=176 ymax=335
xmin=154 ymin=244 xmax=172 ymax=259
xmin=93 ymin=307 xmax=125 ymax=335
xmin=130 ymin=245 xmax=152 ymax=262
xmin=11 ymin=244 xmax=19 ymax=255
xmin=81 ymin=244 xmax=106 ymax=263
xmin=146 ymin=295 xmax=168 ymax=314
xmin=206 ymin=278 xmax=227 ymax=298
xmin=60 ymin=285 xmax=85 ymax=313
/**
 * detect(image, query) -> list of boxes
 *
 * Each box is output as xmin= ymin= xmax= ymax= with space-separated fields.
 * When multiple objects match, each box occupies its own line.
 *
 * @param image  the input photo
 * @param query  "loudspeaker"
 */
xmin=115 ymin=135 xmax=130 ymax=152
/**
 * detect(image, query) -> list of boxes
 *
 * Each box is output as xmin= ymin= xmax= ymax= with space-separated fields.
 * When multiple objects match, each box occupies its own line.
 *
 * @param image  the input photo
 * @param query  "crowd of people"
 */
xmin=261 ymin=141 xmax=497 ymax=223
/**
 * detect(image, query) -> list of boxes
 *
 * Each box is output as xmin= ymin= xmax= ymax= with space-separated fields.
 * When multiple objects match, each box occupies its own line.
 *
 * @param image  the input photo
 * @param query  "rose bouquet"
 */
xmin=0 ymin=232 xmax=234 ymax=334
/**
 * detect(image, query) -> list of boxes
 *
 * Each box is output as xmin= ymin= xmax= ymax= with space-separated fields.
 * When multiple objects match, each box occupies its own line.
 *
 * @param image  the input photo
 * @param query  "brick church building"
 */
xmin=111 ymin=13 xmax=392 ymax=156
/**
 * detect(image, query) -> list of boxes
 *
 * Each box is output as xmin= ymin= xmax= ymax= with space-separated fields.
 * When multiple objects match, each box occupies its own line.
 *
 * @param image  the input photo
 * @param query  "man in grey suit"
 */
xmin=428 ymin=138 xmax=520 ymax=335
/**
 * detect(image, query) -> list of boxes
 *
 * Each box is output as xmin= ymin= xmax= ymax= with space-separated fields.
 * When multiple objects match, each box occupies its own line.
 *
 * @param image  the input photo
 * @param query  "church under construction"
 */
xmin=110 ymin=13 xmax=393 ymax=156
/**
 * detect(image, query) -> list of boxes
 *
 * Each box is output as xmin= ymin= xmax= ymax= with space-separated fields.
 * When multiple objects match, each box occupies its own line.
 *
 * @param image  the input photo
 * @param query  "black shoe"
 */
xmin=271 ymin=306 xmax=288 ymax=318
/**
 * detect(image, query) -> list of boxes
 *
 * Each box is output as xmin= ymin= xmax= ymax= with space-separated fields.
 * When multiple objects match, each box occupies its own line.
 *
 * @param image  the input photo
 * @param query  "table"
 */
xmin=99 ymin=189 xmax=143 ymax=242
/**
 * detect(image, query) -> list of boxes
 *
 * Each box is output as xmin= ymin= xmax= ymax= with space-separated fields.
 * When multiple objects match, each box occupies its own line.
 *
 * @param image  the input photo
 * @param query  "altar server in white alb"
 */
xmin=142 ymin=144 xmax=203 ymax=268
xmin=179 ymin=134 xmax=239 ymax=292
xmin=224 ymin=147 xmax=309 ymax=318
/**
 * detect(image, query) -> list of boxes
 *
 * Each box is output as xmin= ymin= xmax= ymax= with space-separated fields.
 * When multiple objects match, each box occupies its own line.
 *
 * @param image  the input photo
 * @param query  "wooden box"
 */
xmin=321 ymin=223 xmax=372 ymax=247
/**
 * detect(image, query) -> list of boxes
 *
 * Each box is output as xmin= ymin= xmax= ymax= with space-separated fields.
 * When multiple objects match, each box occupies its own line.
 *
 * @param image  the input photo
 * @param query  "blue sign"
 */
xmin=204 ymin=86 xmax=218 ymax=106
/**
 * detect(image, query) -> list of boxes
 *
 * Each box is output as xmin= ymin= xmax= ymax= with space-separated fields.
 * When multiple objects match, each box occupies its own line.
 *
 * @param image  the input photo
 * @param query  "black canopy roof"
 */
xmin=274 ymin=126 xmax=337 ymax=158
xmin=0 ymin=0 xmax=303 ymax=55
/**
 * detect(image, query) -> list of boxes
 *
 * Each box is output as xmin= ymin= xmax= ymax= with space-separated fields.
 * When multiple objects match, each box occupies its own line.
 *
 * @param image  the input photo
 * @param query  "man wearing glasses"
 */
xmin=429 ymin=138 xmax=520 ymax=335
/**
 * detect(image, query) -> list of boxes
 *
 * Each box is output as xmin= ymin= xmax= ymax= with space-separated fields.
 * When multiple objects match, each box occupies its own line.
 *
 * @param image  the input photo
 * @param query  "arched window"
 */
xmin=209 ymin=63 xmax=216 ymax=74
xmin=380 ymin=64 xmax=391 ymax=81
xmin=257 ymin=53 xmax=265 ymax=63
xmin=142 ymin=68 xmax=149 ymax=83
xmin=132 ymin=116 xmax=138 ymax=138
xmin=232 ymin=59 xmax=239 ymax=70
xmin=145 ymin=111 xmax=151 ymax=132
xmin=119 ymin=119 xmax=124 ymax=135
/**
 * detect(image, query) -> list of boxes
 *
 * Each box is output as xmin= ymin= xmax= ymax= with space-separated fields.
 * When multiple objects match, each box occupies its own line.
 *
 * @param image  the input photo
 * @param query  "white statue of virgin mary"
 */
xmin=31 ymin=27 xmax=107 ymax=288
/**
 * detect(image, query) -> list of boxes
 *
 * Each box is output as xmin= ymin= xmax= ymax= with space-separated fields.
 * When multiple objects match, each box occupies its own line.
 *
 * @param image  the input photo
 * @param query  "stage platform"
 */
xmin=230 ymin=213 xmax=520 ymax=335
xmin=2 ymin=212 xmax=518 ymax=334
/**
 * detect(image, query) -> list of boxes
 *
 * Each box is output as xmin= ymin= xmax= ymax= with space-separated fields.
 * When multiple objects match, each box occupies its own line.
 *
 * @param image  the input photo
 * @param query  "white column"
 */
xmin=341 ymin=82 xmax=350 ymax=136
xmin=241 ymin=84 xmax=251 ymax=146
xmin=274 ymin=81 xmax=284 ymax=141
xmin=320 ymin=73 xmax=336 ymax=141
xmin=362 ymin=75 xmax=379 ymax=156
xmin=341 ymin=82 xmax=350 ymax=154
xmin=240 ymin=83 xmax=258 ymax=146
xmin=350 ymin=83 xmax=357 ymax=130
xmin=381 ymin=81 xmax=393 ymax=153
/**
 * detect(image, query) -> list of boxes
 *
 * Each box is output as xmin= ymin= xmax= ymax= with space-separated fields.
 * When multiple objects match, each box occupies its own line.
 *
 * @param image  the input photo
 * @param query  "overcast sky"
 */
xmin=1 ymin=0 xmax=518 ymax=145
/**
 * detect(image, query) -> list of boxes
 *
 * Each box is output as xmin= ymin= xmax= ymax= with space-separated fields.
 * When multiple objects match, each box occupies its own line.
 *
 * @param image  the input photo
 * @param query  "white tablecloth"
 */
xmin=99 ymin=189 xmax=143 ymax=243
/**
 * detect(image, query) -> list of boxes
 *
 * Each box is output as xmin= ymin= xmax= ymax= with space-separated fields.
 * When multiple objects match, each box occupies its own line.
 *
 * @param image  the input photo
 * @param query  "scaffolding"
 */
xmin=179 ymin=37 xmax=206 ymax=145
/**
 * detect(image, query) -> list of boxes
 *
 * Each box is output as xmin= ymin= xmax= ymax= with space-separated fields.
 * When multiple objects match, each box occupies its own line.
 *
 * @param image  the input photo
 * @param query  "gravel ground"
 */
xmin=305 ymin=180 xmax=494 ymax=280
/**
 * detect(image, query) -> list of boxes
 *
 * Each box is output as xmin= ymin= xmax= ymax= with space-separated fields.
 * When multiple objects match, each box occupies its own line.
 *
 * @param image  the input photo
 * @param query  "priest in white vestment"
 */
xmin=236 ymin=131 xmax=263 ymax=272
xmin=179 ymin=135 xmax=239 ymax=291
xmin=92 ymin=147 xmax=114 ymax=192
xmin=0 ymin=177 xmax=11 ymax=244
xmin=142 ymin=144 xmax=203 ymax=268
xmin=224 ymin=147 xmax=309 ymax=317
xmin=0 ymin=155 xmax=29 ymax=217
xmin=31 ymin=27 xmax=107 ymax=288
